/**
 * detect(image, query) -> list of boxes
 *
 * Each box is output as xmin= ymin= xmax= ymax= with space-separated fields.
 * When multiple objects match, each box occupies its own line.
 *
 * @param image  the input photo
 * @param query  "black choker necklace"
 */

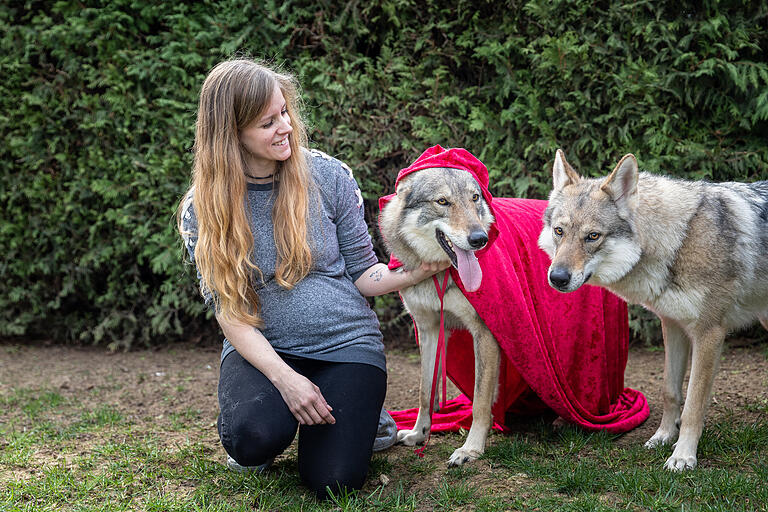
xmin=245 ymin=172 xmax=274 ymax=180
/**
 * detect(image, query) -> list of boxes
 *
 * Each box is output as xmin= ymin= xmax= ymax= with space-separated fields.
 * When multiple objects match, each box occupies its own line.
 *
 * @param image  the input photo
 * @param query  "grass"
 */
xmin=2 ymin=388 xmax=768 ymax=511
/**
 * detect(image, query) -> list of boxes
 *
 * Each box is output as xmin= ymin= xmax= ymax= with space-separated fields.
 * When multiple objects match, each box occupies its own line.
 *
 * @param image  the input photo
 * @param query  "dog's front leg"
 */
xmin=448 ymin=327 xmax=500 ymax=466
xmin=664 ymin=324 xmax=725 ymax=471
xmin=645 ymin=317 xmax=689 ymax=449
xmin=396 ymin=317 xmax=438 ymax=447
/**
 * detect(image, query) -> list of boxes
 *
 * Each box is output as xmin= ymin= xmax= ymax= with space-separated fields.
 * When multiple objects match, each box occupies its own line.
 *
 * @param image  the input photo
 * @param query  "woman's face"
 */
xmin=239 ymin=83 xmax=293 ymax=175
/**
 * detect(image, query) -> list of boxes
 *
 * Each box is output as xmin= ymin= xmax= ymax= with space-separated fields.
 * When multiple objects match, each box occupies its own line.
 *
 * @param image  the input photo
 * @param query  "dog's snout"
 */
xmin=549 ymin=267 xmax=572 ymax=289
xmin=468 ymin=230 xmax=488 ymax=249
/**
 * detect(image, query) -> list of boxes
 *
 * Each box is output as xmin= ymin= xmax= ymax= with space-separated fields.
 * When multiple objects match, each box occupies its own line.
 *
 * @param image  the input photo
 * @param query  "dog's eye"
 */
xmin=553 ymin=227 xmax=563 ymax=236
xmin=436 ymin=198 xmax=450 ymax=206
xmin=587 ymin=232 xmax=601 ymax=241
xmin=472 ymin=193 xmax=480 ymax=202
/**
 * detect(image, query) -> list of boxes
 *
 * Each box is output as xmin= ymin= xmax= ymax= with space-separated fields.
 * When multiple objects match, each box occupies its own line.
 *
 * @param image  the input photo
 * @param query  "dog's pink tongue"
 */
xmin=455 ymin=247 xmax=482 ymax=292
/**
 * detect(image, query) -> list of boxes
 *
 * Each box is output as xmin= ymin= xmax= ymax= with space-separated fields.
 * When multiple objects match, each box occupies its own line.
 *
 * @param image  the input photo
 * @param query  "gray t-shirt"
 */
xmin=180 ymin=149 xmax=385 ymax=372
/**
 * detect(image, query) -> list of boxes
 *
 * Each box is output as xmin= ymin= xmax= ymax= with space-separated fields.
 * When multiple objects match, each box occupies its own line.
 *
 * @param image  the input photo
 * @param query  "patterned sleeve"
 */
xmin=309 ymin=150 xmax=379 ymax=282
xmin=179 ymin=192 xmax=215 ymax=308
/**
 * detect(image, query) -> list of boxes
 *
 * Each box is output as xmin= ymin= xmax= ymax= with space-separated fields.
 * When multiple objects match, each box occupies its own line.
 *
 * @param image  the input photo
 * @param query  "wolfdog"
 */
xmin=379 ymin=166 xmax=499 ymax=466
xmin=538 ymin=149 xmax=768 ymax=470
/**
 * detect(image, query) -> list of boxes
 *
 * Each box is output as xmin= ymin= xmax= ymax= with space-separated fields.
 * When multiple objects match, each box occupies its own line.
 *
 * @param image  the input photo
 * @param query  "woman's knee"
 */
xmin=221 ymin=411 xmax=296 ymax=466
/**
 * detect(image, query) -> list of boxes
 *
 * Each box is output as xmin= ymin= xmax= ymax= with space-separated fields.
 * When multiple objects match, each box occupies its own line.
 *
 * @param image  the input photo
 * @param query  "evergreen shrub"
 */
xmin=2 ymin=0 xmax=766 ymax=348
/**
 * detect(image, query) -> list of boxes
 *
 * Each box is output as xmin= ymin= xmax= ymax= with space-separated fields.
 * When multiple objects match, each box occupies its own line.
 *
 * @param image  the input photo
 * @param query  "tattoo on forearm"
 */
xmin=369 ymin=269 xmax=383 ymax=282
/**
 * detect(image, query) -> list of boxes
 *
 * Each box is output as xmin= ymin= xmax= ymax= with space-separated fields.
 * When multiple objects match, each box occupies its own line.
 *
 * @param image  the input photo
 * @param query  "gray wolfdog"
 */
xmin=379 ymin=167 xmax=499 ymax=466
xmin=538 ymin=149 xmax=768 ymax=471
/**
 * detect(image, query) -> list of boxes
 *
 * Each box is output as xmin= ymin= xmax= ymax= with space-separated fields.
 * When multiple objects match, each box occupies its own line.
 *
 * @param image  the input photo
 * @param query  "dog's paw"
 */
xmin=396 ymin=429 xmax=426 ymax=447
xmin=664 ymin=453 xmax=697 ymax=471
xmin=644 ymin=429 xmax=678 ymax=449
xmin=448 ymin=446 xmax=482 ymax=466
xmin=663 ymin=439 xmax=698 ymax=471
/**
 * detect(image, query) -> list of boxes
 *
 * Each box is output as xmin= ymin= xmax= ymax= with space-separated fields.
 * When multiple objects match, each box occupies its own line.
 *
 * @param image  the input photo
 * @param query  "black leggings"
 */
xmin=217 ymin=350 xmax=387 ymax=499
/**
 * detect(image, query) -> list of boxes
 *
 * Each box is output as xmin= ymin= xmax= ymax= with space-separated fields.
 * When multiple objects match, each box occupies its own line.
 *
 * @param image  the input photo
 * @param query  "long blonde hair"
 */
xmin=177 ymin=59 xmax=313 ymax=327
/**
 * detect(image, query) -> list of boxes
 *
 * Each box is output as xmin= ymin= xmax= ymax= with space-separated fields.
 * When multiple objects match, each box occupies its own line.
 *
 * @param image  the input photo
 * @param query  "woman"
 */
xmin=177 ymin=59 xmax=444 ymax=499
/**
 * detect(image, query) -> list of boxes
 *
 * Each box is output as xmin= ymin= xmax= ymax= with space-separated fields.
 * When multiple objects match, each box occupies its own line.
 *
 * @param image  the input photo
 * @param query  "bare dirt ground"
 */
xmin=1 ymin=337 xmax=767 ymax=479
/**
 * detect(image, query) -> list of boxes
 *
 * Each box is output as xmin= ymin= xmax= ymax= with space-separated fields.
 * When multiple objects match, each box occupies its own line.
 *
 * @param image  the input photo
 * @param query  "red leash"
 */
xmin=414 ymin=270 xmax=451 ymax=457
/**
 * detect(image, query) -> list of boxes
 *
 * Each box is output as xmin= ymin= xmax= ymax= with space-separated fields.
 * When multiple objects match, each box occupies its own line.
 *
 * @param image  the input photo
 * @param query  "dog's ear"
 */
xmin=393 ymin=175 xmax=415 ymax=208
xmin=395 ymin=175 xmax=412 ymax=196
xmin=601 ymin=154 xmax=639 ymax=211
xmin=553 ymin=149 xmax=580 ymax=191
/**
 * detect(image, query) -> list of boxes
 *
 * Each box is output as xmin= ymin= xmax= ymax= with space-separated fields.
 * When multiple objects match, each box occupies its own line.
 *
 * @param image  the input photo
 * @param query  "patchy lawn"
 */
xmin=1 ymin=339 xmax=767 ymax=511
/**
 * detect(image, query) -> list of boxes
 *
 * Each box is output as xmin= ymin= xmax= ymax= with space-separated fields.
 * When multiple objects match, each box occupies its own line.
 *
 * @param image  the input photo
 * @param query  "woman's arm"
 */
xmin=216 ymin=315 xmax=335 ymax=425
xmin=354 ymin=261 xmax=450 ymax=297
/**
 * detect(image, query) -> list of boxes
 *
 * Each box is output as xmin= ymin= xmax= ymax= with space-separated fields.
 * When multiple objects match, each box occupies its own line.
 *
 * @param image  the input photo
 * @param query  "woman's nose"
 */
xmin=279 ymin=117 xmax=292 ymax=134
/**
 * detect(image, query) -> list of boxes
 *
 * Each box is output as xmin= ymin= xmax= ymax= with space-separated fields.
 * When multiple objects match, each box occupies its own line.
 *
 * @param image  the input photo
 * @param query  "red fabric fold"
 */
xmin=382 ymin=146 xmax=649 ymax=435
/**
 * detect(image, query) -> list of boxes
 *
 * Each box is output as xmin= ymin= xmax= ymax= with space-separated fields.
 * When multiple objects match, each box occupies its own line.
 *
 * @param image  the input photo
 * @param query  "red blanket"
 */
xmin=380 ymin=146 xmax=649 ymax=434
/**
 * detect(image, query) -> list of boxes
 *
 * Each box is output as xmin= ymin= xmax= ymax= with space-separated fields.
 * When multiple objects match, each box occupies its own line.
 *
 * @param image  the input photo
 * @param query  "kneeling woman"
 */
xmin=177 ymin=59 xmax=445 ymax=499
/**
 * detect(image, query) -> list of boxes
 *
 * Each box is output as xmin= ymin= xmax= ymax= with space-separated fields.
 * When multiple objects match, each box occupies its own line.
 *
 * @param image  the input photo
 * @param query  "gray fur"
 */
xmin=379 ymin=166 xmax=499 ymax=466
xmin=539 ymin=149 xmax=768 ymax=472
xmin=380 ymin=167 xmax=492 ymax=273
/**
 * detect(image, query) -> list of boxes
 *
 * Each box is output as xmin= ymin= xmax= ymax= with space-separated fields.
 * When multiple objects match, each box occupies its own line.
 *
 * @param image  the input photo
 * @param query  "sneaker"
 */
xmin=373 ymin=408 xmax=398 ymax=452
xmin=226 ymin=454 xmax=273 ymax=473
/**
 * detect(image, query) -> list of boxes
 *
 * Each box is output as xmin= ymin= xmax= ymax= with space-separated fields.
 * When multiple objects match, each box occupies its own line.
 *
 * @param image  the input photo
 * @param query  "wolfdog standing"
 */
xmin=379 ymin=166 xmax=499 ymax=466
xmin=538 ymin=149 xmax=768 ymax=470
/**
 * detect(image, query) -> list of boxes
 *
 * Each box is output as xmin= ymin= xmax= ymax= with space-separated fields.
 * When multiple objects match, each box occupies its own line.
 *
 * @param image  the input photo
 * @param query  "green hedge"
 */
xmin=2 ymin=0 xmax=767 ymax=348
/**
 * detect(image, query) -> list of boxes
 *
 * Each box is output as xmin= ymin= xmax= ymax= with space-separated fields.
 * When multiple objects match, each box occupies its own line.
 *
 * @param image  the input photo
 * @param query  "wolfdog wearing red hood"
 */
xmin=379 ymin=148 xmax=498 ymax=465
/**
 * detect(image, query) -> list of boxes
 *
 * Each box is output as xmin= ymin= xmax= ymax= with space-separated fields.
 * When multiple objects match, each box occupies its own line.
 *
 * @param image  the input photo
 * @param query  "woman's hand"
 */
xmin=273 ymin=370 xmax=336 ymax=426
xmin=215 ymin=316 xmax=335 ymax=426
xmin=403 ymin=260 xmax=452 ymax=287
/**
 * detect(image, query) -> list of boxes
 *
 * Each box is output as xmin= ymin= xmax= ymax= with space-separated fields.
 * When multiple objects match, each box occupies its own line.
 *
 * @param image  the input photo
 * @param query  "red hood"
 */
xmin=378 ymin=145 xmax=500 ymax=270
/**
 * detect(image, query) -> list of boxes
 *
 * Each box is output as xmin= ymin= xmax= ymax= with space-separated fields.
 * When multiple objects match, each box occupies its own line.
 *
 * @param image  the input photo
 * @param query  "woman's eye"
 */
xmin=587 ymin=232 xmax=601 ymax=241
xmin=554 ymin=227 xmax=563 ymax=236
xmin=436 ymin=198 xmax=449 ymax=206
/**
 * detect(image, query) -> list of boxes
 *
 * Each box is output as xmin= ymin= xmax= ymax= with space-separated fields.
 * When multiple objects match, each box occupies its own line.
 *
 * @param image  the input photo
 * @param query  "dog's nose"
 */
xmin=468 ymin=230 xmax=488 ymax=249
xmin=549 ymin=267 xmax=571 ymax=288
